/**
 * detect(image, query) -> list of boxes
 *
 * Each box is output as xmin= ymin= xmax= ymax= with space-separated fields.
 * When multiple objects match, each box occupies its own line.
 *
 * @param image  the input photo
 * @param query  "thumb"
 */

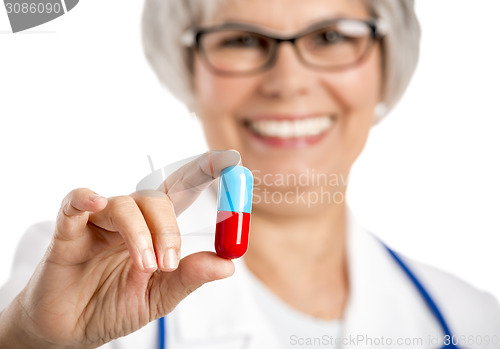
xmin=158 ymin=252 xmax=235 ymax=313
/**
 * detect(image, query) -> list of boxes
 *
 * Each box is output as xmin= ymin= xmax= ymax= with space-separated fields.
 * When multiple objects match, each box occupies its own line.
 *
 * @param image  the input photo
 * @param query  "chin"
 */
xmin=245 ymin=155 xmax=349 ymax=216
xmin=244 ymin=151 xmax=347 ymax=181
xmin=252 ymin=183 xmax=348 ymax=218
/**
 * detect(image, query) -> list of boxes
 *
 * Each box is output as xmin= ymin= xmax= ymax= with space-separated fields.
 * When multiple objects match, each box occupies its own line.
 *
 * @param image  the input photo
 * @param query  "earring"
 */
xmin=373 ymin=102 xmax=388 ymax=124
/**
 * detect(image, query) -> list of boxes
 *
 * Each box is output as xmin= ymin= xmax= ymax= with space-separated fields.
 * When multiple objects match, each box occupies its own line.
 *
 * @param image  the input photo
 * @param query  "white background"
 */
xmin=1 ymin=0 xmax=499 ymax=303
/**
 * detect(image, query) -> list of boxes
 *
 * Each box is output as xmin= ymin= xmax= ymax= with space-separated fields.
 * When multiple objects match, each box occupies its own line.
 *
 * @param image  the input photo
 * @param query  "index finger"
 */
xmin=160 ymin=150 xmax=241 ymax=215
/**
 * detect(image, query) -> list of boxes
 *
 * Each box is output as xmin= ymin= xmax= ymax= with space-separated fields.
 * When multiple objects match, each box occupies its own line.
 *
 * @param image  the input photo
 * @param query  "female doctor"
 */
xmin=0 ymin=0 xmax=499 ymax=348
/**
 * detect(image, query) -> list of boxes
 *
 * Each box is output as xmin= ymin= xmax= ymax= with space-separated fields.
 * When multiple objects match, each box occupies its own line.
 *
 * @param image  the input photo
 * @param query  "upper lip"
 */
xmin=242 ymin=113 xmax=334 ymax=121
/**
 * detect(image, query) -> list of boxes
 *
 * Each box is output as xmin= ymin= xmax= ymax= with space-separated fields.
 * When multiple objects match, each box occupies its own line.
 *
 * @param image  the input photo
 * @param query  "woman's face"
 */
xmin=194 ymin=0 xmax=382 ymax=214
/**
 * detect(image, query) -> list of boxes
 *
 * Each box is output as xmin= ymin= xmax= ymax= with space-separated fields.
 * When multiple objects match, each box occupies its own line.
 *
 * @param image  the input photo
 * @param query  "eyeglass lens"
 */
xmin=199 ymin=19 xmax=373 ymax=73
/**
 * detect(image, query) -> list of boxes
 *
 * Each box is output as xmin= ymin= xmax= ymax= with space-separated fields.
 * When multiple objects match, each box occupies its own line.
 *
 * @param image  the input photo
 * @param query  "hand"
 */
xmin=0 ymin=150 xmax=241 ymax=349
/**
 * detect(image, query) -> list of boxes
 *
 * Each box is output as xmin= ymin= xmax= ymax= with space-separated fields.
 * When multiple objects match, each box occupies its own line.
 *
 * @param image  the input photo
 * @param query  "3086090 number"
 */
xmin=5 ymin=2 xmax=62 ymax=14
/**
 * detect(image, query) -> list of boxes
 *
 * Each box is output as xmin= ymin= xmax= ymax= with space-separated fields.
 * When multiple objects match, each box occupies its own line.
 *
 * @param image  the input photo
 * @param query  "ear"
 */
xmin=372 ymin=102 xmax=388 ymax=126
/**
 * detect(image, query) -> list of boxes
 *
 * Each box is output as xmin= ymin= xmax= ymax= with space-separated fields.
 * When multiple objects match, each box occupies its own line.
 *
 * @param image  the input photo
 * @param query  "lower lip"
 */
xmin=244 ymin=123 xmax=333 ymax=148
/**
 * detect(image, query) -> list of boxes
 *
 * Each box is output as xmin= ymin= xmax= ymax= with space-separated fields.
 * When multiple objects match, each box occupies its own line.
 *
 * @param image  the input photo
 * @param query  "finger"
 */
xmin=158 ymin=149 xmax=241 ymax=215
xmin=151 ymin=252 xmax=235 ymax=317
xmin=56 ymin=188 xmax=107 ymax=242
xmin=89 ymin=196 xmax=158 ymax=273
xmin=132 ymin=190 xmax=181 ymax=272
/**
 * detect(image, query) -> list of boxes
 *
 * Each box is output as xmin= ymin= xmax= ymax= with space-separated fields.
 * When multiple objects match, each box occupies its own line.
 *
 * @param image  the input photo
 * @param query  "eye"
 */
xmin=221 ymin=33 xmax=264 ymax=48
xmin=312 ymin=29 xmax=347 ymax=46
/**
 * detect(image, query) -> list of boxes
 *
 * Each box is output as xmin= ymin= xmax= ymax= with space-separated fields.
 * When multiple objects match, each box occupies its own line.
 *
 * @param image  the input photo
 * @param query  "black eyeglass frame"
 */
xmin=180 ymin=18 xmax=387 ymax=76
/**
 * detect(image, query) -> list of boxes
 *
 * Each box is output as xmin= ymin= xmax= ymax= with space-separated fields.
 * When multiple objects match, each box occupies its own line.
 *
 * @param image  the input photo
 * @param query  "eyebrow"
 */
xmin=201 ymin=15 xmax=373 ymax=36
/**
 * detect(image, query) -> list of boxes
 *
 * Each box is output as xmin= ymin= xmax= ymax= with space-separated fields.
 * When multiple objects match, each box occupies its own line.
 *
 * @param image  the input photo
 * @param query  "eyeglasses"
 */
xmin=181 ymin=18 xmax=387 ymax=76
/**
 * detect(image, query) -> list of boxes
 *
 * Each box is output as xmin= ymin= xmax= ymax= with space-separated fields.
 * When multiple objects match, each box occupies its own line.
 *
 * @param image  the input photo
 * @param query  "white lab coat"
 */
xmin=1 ymin=183 xmax=499 ymax=349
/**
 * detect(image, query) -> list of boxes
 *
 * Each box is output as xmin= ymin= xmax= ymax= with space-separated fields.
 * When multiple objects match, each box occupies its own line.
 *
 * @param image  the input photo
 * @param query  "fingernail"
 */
xmin=89 ymin=193 xmax=102 ymax=202
xmin=164 ymin=248 xmax=179 ymax=270
xmin=142 ymin=249 xmax=157 ymax=271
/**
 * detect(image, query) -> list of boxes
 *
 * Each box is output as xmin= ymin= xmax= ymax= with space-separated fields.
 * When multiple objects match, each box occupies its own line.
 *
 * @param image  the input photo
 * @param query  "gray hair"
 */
xmin=142 ymin=0 xmax=420 ymax=121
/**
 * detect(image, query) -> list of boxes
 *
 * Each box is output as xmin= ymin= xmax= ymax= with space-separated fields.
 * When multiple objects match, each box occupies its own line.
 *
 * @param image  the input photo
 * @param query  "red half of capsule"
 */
xmin=215 ymin=210 xmax=251 ymax=259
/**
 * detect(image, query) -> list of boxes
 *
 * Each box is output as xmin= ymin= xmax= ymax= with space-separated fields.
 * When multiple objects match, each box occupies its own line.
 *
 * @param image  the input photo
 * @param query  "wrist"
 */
xmin=0 ymin=297 xmax=61 ymax=349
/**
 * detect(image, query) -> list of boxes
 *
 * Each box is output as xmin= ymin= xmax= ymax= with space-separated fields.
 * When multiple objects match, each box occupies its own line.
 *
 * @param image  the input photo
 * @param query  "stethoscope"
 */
xmin=382 ymin=243 xmax=462 ymax=349
xmin=156 ymin=242 xmax=462 ymax=349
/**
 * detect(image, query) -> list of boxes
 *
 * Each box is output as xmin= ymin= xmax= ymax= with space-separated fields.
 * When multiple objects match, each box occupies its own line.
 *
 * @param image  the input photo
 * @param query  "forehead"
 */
xmin=208 ymin=0 xmax=371 ymax=31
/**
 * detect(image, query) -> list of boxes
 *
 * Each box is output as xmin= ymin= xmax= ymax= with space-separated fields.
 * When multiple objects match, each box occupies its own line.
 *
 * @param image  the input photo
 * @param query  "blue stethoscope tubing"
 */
xmin=158 ymin=316 xmax=166 ymax=349
xmin=157 ymin=242 xmax=461 ymax=349
xmin=382 ymin=243 xmax=461 ymax=349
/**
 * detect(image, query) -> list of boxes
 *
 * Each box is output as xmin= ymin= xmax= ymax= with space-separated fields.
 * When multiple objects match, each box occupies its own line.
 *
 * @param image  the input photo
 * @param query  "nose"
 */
xmin=258 ymin=42 xmax=315 ymax=99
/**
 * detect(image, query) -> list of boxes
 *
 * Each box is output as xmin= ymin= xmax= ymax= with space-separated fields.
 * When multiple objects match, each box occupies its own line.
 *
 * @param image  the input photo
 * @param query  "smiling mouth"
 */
xmin=243 ymin=115 xmax=335 ymax=139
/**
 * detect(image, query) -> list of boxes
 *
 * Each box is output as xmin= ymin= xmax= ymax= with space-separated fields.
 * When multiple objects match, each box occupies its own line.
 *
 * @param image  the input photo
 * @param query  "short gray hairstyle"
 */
xmin=142 ymin=0 xmax=420 ymax=121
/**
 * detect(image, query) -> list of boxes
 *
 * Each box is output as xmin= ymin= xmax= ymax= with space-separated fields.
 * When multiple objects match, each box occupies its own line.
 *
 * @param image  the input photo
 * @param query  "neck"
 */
xmin=243 ymin=200 xmax=349 ymax=320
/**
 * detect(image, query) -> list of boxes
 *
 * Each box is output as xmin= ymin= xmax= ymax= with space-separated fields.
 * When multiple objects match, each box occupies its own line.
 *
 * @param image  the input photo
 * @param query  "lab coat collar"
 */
xmin=172 ymin=206 xmax=442 ymax=349
xmin=341 ymin=207 xmax=442 ymax=348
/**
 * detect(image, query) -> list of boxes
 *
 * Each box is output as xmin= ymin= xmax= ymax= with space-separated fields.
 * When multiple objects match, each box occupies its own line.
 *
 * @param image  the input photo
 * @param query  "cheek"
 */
xmin=323 ymin=47 xmax=383 ymax=167
xmin=194 ymin=58 xmax=258 ymax=147
xmin=194 ymin=58 xmax=255 ymax=117
xmin=322 ymin=49 xmax=382 ymax=115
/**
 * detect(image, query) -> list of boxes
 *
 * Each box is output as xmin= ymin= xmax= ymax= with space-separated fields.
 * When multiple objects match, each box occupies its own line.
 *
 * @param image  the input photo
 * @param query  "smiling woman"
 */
xmin=0 ymin=0 xmax=499 ymax=349
xmin=142 ymin=0 xmax=419 ymax=116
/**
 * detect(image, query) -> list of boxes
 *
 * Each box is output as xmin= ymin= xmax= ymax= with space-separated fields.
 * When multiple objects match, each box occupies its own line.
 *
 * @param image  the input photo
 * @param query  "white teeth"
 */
xmin=248 ymin=116 xmax=333 ymax=138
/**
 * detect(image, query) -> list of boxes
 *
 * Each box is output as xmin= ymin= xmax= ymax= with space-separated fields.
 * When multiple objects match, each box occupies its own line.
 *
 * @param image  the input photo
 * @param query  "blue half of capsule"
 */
xmin=217 ymin=165 xmax=253 ymax=213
